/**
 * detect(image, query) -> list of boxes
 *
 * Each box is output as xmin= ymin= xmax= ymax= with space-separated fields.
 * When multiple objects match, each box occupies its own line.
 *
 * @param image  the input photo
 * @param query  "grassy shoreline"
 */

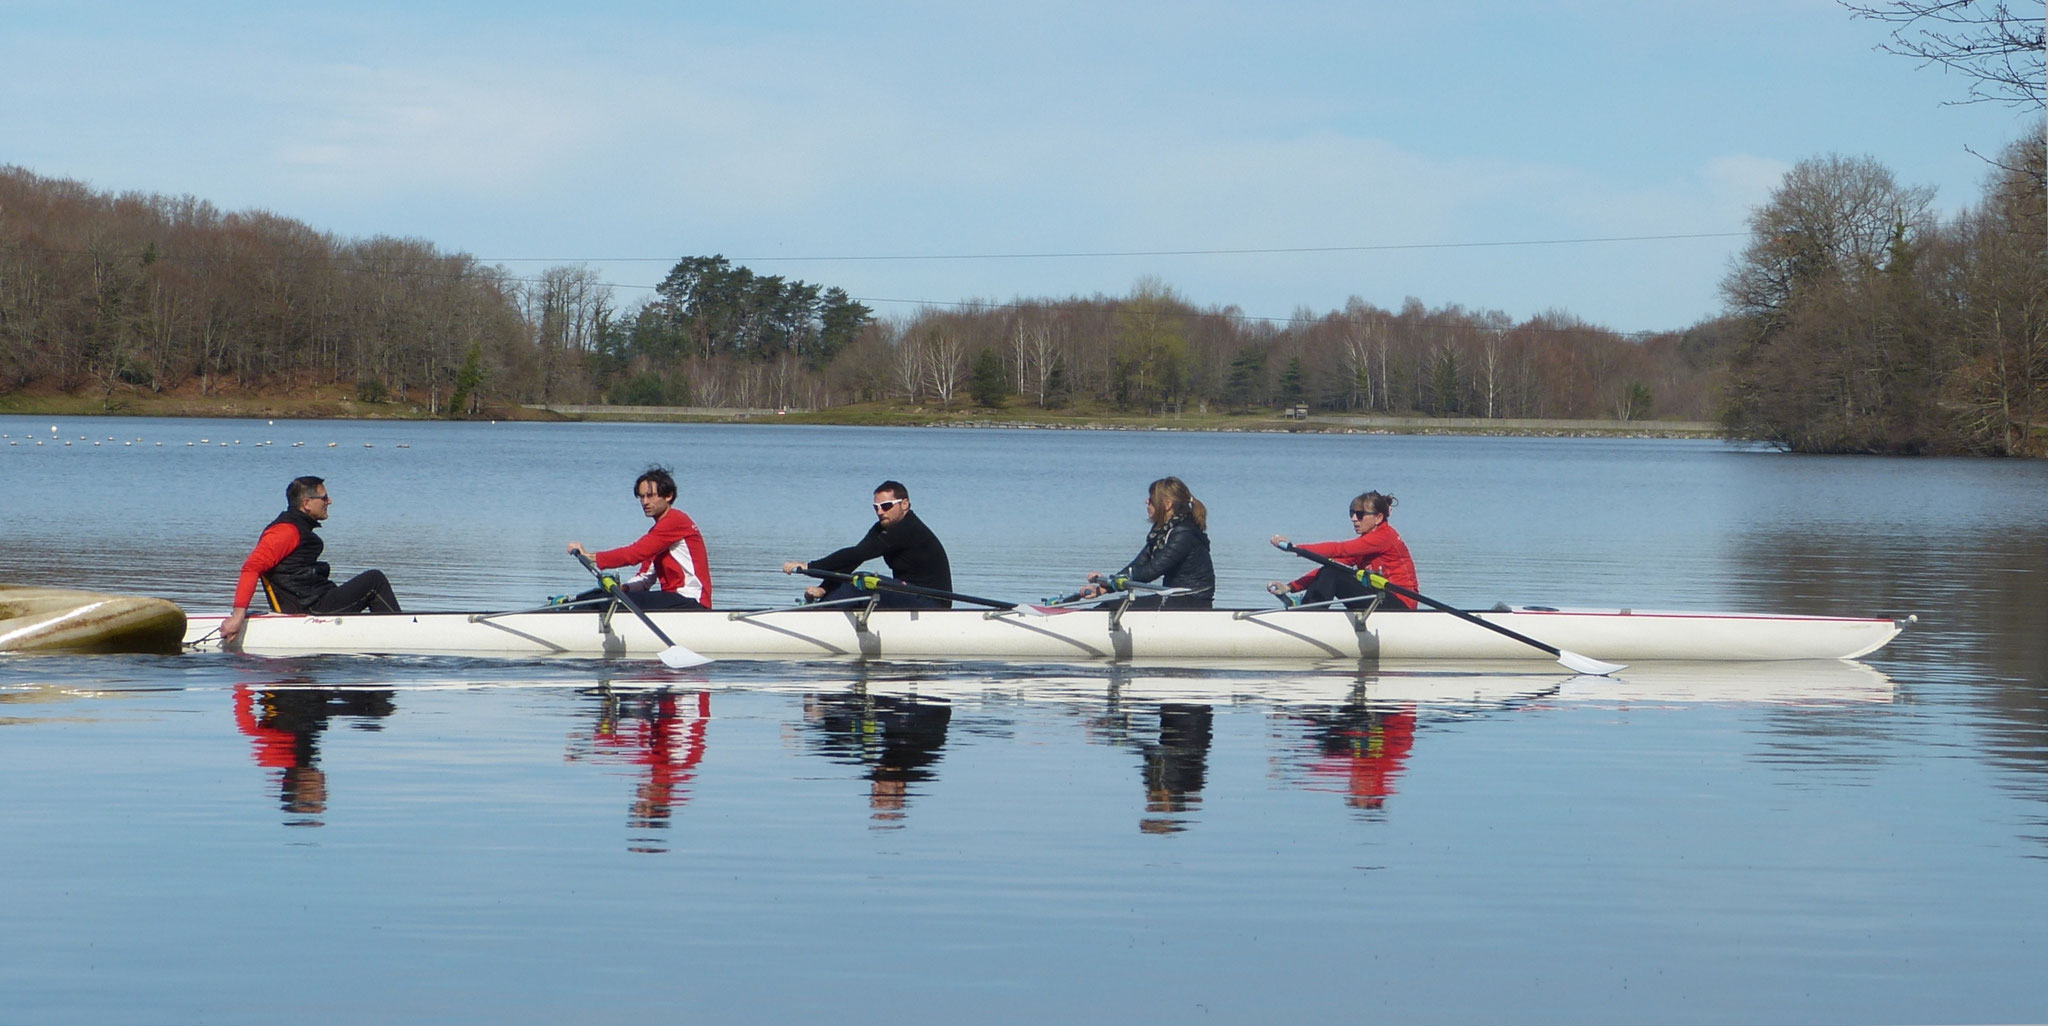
xmin=0 ymin=390 xmax=1725 ymax=438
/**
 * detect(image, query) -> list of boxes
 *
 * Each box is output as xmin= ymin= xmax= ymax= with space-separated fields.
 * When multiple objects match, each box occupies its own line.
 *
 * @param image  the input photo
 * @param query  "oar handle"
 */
xmin=795 ymin=566 xmax=1016 ymax=610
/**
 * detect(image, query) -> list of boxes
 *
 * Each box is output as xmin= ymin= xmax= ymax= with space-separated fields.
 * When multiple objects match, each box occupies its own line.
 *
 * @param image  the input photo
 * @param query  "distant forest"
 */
xmin=2 ymin=141 xmax=2042 ymax=454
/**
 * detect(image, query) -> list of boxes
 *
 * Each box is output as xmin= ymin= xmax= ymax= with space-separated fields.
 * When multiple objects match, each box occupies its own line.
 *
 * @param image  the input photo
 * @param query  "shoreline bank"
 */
xmin=0 ymin=393 xmax=1723 ymax=439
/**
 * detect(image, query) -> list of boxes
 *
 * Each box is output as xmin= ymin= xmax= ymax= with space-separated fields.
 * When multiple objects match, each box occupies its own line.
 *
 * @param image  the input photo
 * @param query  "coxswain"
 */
xmin=223 ymin=476 xmax=401 ymax=643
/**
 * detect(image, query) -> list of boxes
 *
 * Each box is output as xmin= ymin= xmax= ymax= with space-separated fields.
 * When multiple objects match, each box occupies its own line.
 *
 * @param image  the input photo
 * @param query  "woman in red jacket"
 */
xmin=1266 ymin=490 xmax=1418 ymax=610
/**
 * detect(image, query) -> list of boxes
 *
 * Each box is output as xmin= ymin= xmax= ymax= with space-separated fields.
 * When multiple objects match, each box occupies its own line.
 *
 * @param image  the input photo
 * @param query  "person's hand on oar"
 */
xmin=1077 ymin=571 xmax=1124 ymax=600
xmin=574 ymin=551 xmax=711 ymax=669
xmin=1276 ymin=543 xmax=1625 ymax=675
xmin=781 ymin=561 xmax=828 ymax=601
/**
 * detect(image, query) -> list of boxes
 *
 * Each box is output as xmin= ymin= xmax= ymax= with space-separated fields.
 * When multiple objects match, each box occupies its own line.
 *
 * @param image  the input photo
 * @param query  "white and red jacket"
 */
xmin=593 ymin=507 xmax=713 ymax=608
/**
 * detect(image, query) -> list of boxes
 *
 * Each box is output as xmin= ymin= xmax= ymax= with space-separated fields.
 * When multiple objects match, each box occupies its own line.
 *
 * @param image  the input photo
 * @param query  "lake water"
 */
xmin=2 ymin=417 xmax=2045 ymax=1024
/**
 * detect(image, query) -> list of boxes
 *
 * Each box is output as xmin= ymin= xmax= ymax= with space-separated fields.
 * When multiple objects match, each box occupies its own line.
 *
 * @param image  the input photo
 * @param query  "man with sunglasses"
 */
xmin=222 ymin=475 xmax=402 ymax=643
xmin=566 ymin=466 xmax=713 ymax=610
xmin=781 ymin=480 xmax=952 ymax=608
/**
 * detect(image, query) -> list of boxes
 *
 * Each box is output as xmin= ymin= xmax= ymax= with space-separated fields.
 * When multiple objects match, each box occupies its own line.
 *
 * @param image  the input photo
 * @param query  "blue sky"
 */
xmin=4 ymin=0 xmax=2036 ymax=333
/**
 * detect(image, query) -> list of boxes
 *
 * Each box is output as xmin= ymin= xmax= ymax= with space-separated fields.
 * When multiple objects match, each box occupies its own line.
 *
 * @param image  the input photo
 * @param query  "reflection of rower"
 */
xmin=1290 ymin=693 xmax=1417 ymax=812
xmin=566 ymin=689 xmax=710 ymax=853
xmin=1083 ymin=692 xmax=1216 ymax=834
xmin=802 ymin=690 xmax=952 ymax=824
xmin=1139 ymin=703 xmax=1214 ymax=833
xmin=232 ymin=683 xmax=395 ymax=827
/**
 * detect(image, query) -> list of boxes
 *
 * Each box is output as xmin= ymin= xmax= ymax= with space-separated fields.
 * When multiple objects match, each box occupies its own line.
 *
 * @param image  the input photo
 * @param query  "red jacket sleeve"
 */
xmin=233 ymin=523 xmax=300 ymax=610
xmin=593 ymin=512 xmax=690 ymax=571
xmin=1286 ymin=535 xmax=1389 ymax=592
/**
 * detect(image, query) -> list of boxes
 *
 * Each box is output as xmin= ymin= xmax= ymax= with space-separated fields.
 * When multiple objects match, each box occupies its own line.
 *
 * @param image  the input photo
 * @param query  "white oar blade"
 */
xmin=1558 ymin=649 xmax=1626 ymax=676
xmin=658 ymin=646 xmax=713 ymax=669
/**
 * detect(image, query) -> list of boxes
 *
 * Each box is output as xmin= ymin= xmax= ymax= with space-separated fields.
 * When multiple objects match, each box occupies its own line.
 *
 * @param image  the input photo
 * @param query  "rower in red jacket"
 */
xmin=1267 ymin=490 xmax=1419 ymax=610
xmin=566 ymin=466 xmax=713 ymax=610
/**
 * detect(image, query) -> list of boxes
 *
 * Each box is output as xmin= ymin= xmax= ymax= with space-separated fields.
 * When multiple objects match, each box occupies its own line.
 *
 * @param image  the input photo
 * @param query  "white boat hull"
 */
xmin=181 ymin=606 xmax=1907 ymax=664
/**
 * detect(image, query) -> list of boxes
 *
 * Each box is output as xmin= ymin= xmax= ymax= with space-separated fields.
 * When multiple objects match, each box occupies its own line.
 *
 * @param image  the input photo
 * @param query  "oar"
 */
xmin=574 ymin=551 xmax=712 ymax=669
xmin=1277 ymin=543 xmax=1626 ymax=676
xmin=795 ymin=567 xmax=1017 ymax=610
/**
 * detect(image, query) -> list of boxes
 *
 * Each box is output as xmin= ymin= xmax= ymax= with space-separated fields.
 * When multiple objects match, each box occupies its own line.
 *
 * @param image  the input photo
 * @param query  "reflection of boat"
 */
xmin=2 ymin=585 xmax=185 ymax=654
xmin=181 ymin=605 xmax=1907 ymax=663
xmin=660 ymin=658 xmax=1898 ymax=709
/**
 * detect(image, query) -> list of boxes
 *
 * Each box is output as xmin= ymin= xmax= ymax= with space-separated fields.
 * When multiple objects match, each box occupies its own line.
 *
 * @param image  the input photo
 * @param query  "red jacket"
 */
xmin=232 ymin=522 xmax=303 ymax=610
xmin=594 ymin=507 xmax=713 ymax=607
xmin=1287 ymin=522 xmax=1419 ymax=609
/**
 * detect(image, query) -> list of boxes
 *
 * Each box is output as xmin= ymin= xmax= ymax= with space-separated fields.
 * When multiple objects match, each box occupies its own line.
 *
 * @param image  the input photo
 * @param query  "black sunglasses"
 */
xmin=1349 ymin=508 xmax=1374 ymax=519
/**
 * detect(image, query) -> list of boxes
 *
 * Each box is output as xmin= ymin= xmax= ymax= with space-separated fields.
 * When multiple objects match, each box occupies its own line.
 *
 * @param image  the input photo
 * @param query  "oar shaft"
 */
xmin=1281 ymin=544 xmax=1565 ymax=657
xmin=576 ymin=551 xmax=709 ymax=667
xmin=797 ymin=567 xmax=1016 ymax=610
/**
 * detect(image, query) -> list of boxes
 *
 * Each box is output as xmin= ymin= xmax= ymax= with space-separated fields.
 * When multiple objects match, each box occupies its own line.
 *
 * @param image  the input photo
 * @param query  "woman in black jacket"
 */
xmin=1076 ymin=477 xmax=1215 ymax=610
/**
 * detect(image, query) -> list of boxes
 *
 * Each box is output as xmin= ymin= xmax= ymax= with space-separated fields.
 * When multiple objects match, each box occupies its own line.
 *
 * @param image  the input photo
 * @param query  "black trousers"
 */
xmin=566 ymin=586 xmax=705 ymax=611
xmin=307 ymin=570 xmax=401 ymax=614
xmin=1300 ymin=565 xmax=1390 ymax=610
xmin=817 ymin=578 xmax=948 ymax=610
xmin=1093 ymin=591 xmax=1214 ymax=611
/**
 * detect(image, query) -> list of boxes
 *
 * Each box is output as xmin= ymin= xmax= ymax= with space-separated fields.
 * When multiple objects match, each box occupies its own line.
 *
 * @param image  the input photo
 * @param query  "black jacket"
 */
xmin=812 ymin=510 xmax=953 ymax=593
xmin=1115 ymin=514 xmax=1214 ymax=608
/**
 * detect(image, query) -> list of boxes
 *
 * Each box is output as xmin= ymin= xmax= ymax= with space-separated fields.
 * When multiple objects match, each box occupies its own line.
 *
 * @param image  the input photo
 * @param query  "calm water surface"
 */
xmin=2 ymin=417 xmax=2045 ymax=1024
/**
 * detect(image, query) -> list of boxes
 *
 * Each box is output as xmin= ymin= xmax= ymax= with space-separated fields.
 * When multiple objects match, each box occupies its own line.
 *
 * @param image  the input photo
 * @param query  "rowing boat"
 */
xmin=2 ymin=585 xmax=187 ymax=654
xmin=181 ymin=604 xmax=1909 ymax=663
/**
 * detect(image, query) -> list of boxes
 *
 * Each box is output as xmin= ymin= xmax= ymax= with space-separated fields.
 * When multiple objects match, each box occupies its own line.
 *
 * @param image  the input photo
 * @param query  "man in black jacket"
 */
xmin=782 ymin=480 xmax=953 ymax=609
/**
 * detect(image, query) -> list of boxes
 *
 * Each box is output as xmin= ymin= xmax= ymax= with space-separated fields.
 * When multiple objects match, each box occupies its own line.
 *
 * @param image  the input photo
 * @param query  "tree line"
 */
xmin=0 ymin=163 xmax=1715 ymax=424
xmin=2 ymin=142 xmax=2039 ymax=455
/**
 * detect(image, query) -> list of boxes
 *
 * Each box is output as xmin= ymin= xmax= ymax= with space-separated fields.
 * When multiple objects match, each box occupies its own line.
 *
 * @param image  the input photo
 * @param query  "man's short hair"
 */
xmin=636 ymin=466 xmax=677 ymax=501
xmin=287 ymin=476 xmax=326 ymax=509
xmin=874 ymin=480 xmax=908 ymax=501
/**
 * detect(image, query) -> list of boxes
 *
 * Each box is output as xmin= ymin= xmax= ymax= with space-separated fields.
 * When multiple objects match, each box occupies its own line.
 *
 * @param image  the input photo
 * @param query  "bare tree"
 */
xmin=1840 ymin=1 xmax=2045 ymax=110
xmin=923 ymin=329 xmax=964 ymax=404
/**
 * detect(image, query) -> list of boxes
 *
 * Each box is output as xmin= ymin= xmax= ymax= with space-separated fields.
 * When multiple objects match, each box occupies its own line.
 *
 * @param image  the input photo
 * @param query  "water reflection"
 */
xmin=1284 ymin=688 xmax=1418 ymax=816
xmin=566 ymin=688 xmax=710 ymax=854
xmin=232 ymin=682 xmax=394 ymax=827
xmin=1082 ymin=691 xmax=1216 ymax=833
xmin=801 ymin=688 xmax=953 ymax=826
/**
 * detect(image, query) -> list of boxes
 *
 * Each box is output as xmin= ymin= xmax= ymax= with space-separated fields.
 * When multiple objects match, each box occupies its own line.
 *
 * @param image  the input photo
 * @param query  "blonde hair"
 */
xmin=1148 ymin=477 xmax=1207 ymax=531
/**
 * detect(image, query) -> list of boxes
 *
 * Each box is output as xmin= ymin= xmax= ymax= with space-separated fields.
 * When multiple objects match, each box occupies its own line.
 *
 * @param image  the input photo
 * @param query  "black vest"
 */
xmin=264 ymin=509 xmax=333 ymax=605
